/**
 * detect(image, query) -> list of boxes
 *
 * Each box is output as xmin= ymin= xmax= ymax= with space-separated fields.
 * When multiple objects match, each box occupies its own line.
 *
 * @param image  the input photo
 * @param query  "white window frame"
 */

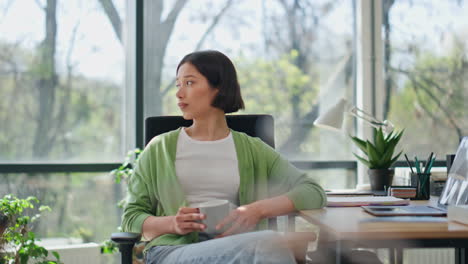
xmin=355 ymin=0 xmax=385 ymax=189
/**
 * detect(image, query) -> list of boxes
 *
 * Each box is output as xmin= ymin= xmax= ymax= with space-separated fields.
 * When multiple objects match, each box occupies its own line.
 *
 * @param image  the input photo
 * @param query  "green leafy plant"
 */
xmin=110 ymin=148 xmax=141 ymax=210
xmin=0 ymin=195 xmax=62 ymax=264
xmin=350 ymin=128 xmax=404 ymax=169
xmin=101 ymin=148 xmax=141 ymax=255
xmin=111 ymin=148 xmax=142 ymax=185
xmin=100 ymin=239 xmax=118 ymax=255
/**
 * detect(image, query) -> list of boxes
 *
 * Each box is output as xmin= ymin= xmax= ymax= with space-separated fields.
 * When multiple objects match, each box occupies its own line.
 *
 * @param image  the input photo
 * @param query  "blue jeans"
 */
xmin=145 ymin=230 xmax=296 ymax=264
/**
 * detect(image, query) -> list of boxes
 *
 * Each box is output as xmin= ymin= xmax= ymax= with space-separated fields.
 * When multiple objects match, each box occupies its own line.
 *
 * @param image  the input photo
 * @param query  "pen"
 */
xmin=415 ymin=156 xmax=421 ymax=174
xmin=404 ymin=154 xmax=414 ymax=174
xmin=426 ymin=155 xmax=436 ymax=174
xmin=424 ymin=152 xmax=434 ymax=174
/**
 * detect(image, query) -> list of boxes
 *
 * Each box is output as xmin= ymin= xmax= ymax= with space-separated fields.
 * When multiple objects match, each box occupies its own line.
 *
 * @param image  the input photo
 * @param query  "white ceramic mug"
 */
xmin=197 ymin=199 xmax=231 ymax=235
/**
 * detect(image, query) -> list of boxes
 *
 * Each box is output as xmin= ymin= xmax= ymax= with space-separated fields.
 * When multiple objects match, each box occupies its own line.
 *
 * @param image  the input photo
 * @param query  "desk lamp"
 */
xmin=313 ymin=98 xmax=394 ymax=133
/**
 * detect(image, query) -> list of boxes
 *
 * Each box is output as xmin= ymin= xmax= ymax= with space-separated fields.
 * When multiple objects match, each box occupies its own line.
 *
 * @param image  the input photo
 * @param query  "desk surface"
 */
xmin=300 ymin=200 xmax=468 ymax=241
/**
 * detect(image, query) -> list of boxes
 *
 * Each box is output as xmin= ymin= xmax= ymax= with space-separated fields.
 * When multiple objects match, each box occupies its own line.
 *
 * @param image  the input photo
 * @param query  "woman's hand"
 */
xmin=171 ymin=207 xmax=206 ymax=235
xmin=215 ymin=202 xmax=264 ymax=238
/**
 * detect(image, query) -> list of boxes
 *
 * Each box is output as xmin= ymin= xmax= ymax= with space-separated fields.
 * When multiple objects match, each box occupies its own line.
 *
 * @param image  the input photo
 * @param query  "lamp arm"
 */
xmin=349 ymin=107 xmax=386 ymax=127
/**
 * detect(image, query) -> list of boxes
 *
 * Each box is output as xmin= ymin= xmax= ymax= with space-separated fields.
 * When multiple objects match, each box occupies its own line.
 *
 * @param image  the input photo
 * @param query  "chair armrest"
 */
xmin=111 ymin=232 xmax=142 ymax=264
xmin=111 ymin=232 xmax=142 ymax=244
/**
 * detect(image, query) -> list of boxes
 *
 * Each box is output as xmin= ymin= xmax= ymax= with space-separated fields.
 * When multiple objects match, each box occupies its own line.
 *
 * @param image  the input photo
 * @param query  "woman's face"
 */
xmin=176 ymin=63 xmax=219 ymax=120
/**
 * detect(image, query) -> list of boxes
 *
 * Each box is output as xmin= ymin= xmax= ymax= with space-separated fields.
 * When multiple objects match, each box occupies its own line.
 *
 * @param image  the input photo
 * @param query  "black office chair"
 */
xmin=112 ymin=114 xmax=288 ymax=264
xmin=144 ymin=115 xmax=274 ymax=149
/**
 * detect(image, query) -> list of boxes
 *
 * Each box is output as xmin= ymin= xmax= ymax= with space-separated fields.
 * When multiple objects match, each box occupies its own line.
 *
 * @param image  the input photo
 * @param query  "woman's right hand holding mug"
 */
xmin=172 ymin=207 xmax=206 ymax=235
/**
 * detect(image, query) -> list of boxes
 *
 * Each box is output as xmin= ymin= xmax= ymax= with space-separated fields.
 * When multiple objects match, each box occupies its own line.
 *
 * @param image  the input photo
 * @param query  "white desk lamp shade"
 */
xmin=314 ymin=98 xmax=395 ymax=133
xmin=313 ymin=98 xmax=349 ymax=131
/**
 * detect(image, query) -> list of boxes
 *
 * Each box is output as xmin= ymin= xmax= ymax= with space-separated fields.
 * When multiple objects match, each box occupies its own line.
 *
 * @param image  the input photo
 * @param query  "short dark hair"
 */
xmin=176 ymin=50 xmax=245 ymax=113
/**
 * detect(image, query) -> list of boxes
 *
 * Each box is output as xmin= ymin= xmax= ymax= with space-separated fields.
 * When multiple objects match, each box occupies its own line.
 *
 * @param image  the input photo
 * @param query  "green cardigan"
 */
xmin=122 ymin=128 xmax=326 ymax=251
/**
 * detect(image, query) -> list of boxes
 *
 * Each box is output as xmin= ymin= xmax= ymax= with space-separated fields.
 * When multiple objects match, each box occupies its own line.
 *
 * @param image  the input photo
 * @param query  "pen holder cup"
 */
xmin=410 ymin=173 xmax=431 ymax=200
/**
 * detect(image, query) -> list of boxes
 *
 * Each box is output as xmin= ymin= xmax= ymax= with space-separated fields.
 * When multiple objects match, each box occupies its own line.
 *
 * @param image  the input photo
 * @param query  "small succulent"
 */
xmin=350 ymin=127 xmax=404 ymax=169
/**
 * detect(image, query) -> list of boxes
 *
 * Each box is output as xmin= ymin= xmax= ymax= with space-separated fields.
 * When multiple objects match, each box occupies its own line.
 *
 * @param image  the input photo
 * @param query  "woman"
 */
xmin=122 ymin=50 xmax=327 ymax=264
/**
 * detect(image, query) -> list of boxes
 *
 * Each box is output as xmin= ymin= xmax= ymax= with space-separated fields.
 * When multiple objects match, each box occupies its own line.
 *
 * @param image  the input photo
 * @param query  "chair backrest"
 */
xmin=145 ymin=115 xmax=275 ymax=148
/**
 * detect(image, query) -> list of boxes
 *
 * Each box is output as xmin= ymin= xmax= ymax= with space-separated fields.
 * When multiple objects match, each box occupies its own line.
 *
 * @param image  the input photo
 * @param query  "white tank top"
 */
xmin=175 ymin=128 xmax=240 ymax=207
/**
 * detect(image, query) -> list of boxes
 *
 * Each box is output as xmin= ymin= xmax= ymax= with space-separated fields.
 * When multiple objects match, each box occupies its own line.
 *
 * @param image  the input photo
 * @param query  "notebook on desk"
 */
xmin=328 ymin=196 xmax=409 ymax=207
xmin=363 ymin=136 xmax=468 ymax=217
xmin=362 ymin=205 xmax=446 ymax=216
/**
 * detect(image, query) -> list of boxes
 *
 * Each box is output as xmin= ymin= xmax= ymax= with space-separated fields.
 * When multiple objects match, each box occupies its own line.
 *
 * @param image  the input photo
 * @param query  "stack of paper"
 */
xmin=327 ymin=196 xmax=410 ymax=207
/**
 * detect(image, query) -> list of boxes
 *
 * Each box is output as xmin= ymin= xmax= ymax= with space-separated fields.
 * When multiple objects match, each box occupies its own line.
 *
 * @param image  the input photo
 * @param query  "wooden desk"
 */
xmin=300 ymin=200 xmax=468 ymax=264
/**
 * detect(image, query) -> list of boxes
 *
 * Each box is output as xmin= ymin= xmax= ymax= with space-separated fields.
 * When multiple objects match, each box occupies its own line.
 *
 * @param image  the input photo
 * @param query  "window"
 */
xmin=142 ymin=0 xmax=357 ymax=188
xmin=143 ymin=0 xmax=356 ymax=160
xmin=0 ymin=0 xmax=129 ymax=162
xmin=383 ymin=0 xmax=468 ymax=158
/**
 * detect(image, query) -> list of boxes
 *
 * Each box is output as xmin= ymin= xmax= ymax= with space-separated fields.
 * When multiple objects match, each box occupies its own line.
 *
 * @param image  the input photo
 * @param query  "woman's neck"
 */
xmin=185 ymin=112 xmax=229 ymax=141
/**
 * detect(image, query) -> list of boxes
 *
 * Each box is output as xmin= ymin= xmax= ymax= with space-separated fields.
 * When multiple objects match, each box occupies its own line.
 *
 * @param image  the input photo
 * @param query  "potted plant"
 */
xmin=0 ymin=194 xmax=62 ymax=264
xmin=350 ymin=127 xmax=404 ymax=191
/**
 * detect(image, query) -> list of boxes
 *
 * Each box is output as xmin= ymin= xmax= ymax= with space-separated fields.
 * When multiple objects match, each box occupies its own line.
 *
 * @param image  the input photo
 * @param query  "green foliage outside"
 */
xmin=0 ymin=41 xmax=122 ymax=162
xmin=235 ymin=50 xmax=318 ymax=151
xmin=388 ymin=41 xmax=467 ymax=156
xmin=161 ymin=50 xmax=322 ymax=157
xmin=350 ymin=128 xmax=404 ymax=169
xmin=0 ymin=195 xmax=62 ymax=264
xmin=236 ymin=50 xmax=315 ymax=114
